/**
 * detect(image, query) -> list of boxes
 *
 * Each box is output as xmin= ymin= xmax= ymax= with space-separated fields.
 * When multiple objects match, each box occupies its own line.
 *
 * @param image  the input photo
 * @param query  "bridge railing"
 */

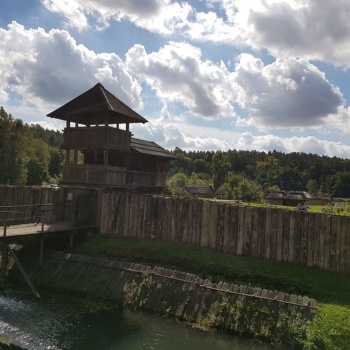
xmin=0 ymin=204 xmax=61 ymax=236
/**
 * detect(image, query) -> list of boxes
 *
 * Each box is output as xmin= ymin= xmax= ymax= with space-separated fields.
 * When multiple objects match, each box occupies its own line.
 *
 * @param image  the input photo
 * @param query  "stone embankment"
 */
xmin=30 ymin=251 xmax=317 ymax=344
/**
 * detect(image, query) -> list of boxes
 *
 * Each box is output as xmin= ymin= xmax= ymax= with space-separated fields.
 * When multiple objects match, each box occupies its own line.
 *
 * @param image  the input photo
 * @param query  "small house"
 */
xmin=184 ymin=185 xmax=214 ymax=199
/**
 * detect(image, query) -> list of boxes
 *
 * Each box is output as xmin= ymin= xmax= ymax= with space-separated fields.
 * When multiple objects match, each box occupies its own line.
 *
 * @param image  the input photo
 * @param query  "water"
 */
xmin=0 ymin=288 xmax=284 ymax=350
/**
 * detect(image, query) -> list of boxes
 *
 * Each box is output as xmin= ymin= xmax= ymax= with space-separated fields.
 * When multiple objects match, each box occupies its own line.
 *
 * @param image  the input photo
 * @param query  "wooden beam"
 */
xmin=7 ymin=245 xmax=41 ymax=299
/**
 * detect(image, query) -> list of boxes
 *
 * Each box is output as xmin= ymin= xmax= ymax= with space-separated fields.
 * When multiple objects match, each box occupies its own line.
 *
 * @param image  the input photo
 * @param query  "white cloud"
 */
xmin=0 ymin=21 xmax=143 ymax=112
xmin=126 ymin=41 xmax=236 ymax=119
xmin=41 ymin=0 xmax=192 ymax=34
xmin=41 ymin=0 xmax=350 ymax=67
xmin=235 ymin=0 xmax=350 ymax=67
xmin=233 ymin=54 xmax=345 ymax=129
xmin=237 ymin=132 xmax=350 ymax=158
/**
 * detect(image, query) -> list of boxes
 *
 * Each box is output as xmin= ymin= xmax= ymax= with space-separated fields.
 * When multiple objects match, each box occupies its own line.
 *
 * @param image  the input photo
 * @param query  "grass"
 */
xmin=74 ymin=236 xmax=350 ymax=305
xmin=72 ymin=235 xmax=350 ymax=350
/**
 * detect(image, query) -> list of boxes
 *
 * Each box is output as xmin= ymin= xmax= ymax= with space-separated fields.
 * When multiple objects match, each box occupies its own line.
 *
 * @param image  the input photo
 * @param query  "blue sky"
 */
xmin=2 ymin=0 xmax=350 ymax=158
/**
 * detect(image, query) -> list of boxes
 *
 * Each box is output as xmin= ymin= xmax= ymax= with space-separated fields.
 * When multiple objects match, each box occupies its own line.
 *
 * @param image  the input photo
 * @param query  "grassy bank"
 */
xmin=72 ymin=235 xmax=350 ymax=350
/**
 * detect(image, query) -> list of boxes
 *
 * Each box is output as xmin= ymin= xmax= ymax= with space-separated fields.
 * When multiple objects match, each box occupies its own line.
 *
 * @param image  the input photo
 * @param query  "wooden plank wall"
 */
xmin=100 ymin=193 xmax=350 ymax=274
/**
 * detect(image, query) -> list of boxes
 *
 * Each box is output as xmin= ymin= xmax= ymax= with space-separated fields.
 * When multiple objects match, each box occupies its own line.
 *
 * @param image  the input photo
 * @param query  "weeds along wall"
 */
xmin=100 ymin=193 xmax=350 ymax=274
xmin=31 ymin=251 xmax=316 ymax=344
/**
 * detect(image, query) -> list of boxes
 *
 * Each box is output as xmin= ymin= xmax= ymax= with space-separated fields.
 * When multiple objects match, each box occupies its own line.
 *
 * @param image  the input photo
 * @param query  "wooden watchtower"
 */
xmin=47 ymin=83 xmax=176 ymax=223
xmin=47 ymin=83 xmax=175 ymax=193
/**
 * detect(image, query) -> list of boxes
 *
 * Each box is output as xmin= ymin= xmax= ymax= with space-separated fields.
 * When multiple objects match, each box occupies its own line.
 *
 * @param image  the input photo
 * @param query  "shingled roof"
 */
xmin=131 ymin=138 xmax=176 ymax=159
xmin=47 ymin=83 xmax=148 ymax=125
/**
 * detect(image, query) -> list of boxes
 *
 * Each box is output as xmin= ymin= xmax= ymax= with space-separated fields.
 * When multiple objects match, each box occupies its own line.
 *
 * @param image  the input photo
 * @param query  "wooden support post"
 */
xmin=0 ymin=242 xmax=8 ymax=290
xmin=69 ymin=231 xmax=74 ymax=249
xmin=7 ymin=245 xmax=41 ymax=299
xmin=39 ymin=236 xmax=44 ymax=265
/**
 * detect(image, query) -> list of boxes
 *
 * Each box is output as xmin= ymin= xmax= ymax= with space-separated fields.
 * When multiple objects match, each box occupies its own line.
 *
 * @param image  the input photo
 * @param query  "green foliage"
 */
xmin=168 ymin=148 xmax=350 ymax=198
xmin=232 ymin=178 xmax=263 ymax=203
xmin=0 ymin=106 xmax=63 ymax=186
xmin=211 ymin=151 xmax=231 ymax=190
xmin=166 ymin=172 xmax=188 ymax=196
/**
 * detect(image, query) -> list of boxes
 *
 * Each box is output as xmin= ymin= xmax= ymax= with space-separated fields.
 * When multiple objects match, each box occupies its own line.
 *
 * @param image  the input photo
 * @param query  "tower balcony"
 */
xmin=63 ymin=126 xmax=131 ymax=150
xmin=62 ymin=165 xmax=166 ymax=188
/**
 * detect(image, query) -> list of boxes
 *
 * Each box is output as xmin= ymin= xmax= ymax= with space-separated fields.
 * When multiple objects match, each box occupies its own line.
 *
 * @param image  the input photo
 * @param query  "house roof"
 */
xmin=266 ymin=191 xmax=285 ymax=199
xmin=131 ymin=138 xmax=176 ymax=159
xmin=284 ymin=191 xmax=312 ymax=201
xmin=47 ymin=83 xmax=148 ymax=125
xmin=185 ymin=185 xmax=214 ymax=194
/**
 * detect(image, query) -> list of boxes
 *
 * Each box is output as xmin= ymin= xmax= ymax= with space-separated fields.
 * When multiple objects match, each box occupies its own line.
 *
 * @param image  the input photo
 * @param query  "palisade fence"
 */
xmin=100 ymin=192 xmax=350 ymax=274
xmin=0 ymin=185 xmax=61 ymax=225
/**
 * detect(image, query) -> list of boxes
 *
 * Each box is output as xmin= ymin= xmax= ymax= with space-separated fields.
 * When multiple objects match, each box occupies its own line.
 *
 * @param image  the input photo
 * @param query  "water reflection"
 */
xmin=0 ymin=288 xmax=283 ymax=350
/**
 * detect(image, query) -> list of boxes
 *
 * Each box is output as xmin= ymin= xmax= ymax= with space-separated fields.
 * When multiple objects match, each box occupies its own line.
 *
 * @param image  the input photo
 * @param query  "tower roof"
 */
xmin=47 ymin=83 xmax=148 ymax=125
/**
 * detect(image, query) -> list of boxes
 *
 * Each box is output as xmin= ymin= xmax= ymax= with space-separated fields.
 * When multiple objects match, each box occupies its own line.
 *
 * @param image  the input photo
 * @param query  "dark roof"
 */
xmin=266 ymin=191 xmax=284 ymax=199
xmin=131 ymin=138 xmax=176 ymax=159
xmin=185 ymin=185 xmax=214 ymax=195
xmin=47 ymin=83 xmax=148 ymax=125
xmin=284 ymin=191 xmax=311 ymax=201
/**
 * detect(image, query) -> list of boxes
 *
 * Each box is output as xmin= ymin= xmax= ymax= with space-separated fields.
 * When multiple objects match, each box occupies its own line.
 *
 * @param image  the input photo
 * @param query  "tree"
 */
xmin=166 ymin=173 xmax=188 ymax=196
xmin=233 ymin=178 xmax=264 ymax=203
xmin=306 ymin=179 xmax=318 ymax=194
xmin=211 ymin=151 xmax=231 ymax=190
xmin=224 ymin=172 xmax=244 ymax=199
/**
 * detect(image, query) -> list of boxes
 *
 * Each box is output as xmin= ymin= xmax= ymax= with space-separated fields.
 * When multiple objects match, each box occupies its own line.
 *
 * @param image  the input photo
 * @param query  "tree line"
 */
xmin=2 ymin=106 xmax=350 ymax=199
xmin=0 ymin=107 xmax=63 ymax=186
xmin=167 ymin=147 xmax=350 ymax=199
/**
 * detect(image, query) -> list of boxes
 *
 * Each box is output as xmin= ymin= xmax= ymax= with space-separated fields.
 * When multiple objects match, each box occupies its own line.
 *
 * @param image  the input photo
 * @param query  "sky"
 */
xmin=2 ymin=0 xmax=350 ymax=158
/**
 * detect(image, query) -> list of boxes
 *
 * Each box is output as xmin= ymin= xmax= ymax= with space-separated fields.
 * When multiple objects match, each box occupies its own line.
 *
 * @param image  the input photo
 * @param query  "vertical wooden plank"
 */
xmin=209 ymin=202 xmax=218 ymax=250
xmin=181 ymin=198 xmax=190 ymax=243
xmin=150 ymin=196 xmax=159 ymax=239
xmin=176 ymin=198 xmax=184 ymax=242
xmin=237 ymin=206 xmax=246 ymax=256
xmin=288 ymin=211 xmax=295 ymax=264
xmin=145 ymin=195 xmax=153 ymax=238
xmin=216 ymin=204 xmax=225 ymax=252
xmin=223 ymin=205 xmax=231 ymax=253
xmin=323 ymin=214 xmax=331 ymax=271
xmin=187 ymin=199 xmax=194 ymax=244
xmin=195 ymin=200 xmax=203 ymax=246
xmin=189 ymin=199 xmax=196 ymax=245
xmin=258 ymin=207 xmax=266 ymax=259
xmin=293 ymin=211 xmax=302 ymax=265
xmin=251 ymin=207 xmax=259 ymax=259
xmin=340 ymin=216 xmax=348 ymax=273
xmin=229 ymin=205 xmax=239 ymax=255
xmin=282 ymin=210 xmax=290 ymax=263
xmin=300 ymin=211 xmax=309 ymax=266
xmin=244 ymin=207 xmax=253 ymax=256
xmin=270 ymin=208 xmax=278 ymax=261
xmin=137 ymin=194 xmax=145 ymax=238
xmin=170 ymin=197 xmax=178 ymax=242
xmin=334 ymin=215 xmax=342 ymax=273
xmin=157 ymin=196 xmax=165 ymax=240
xmin=265 ymin=207 xmax=272 ymax=260
xmin=307 ymin=213 xmax=315 ymax=267
xmin=200 ymin=201 xmax=211 ymax=248
xmin=163 ymin=197 xmax=172 ymax=241
xmin=276 ymin=210 xmax=284 ymax=262
xmin=312 ymin=212 xmax=321 ymax=268
xmin=318 ymin=214 xmax=326 ymax=270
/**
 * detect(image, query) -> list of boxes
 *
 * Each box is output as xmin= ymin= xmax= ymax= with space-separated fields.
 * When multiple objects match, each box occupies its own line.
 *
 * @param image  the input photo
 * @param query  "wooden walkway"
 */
xmin=1 ymin=221 xmax=97 ymax=239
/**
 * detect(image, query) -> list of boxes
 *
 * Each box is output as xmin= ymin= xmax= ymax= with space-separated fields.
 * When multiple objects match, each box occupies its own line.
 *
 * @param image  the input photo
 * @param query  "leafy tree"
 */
xmin=233 ymin=178 xmax=264 ymax=203
xmin=167 ymin=173 xmax=188 ymax=196
xmin=224 ymin=172 xmax=244 ymax=199
xmin=211 ymin=151 xmax=230 ymax=190
xmin=306 ymin=179 xmax=319 ymax=194
xmin=0 ymin=107 xmax=29 ymax=184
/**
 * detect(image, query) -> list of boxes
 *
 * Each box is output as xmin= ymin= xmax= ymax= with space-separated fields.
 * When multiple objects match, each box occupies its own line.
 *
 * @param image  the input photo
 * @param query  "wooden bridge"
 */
xmin=0 ymin=204 xmax=98 ymax=297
